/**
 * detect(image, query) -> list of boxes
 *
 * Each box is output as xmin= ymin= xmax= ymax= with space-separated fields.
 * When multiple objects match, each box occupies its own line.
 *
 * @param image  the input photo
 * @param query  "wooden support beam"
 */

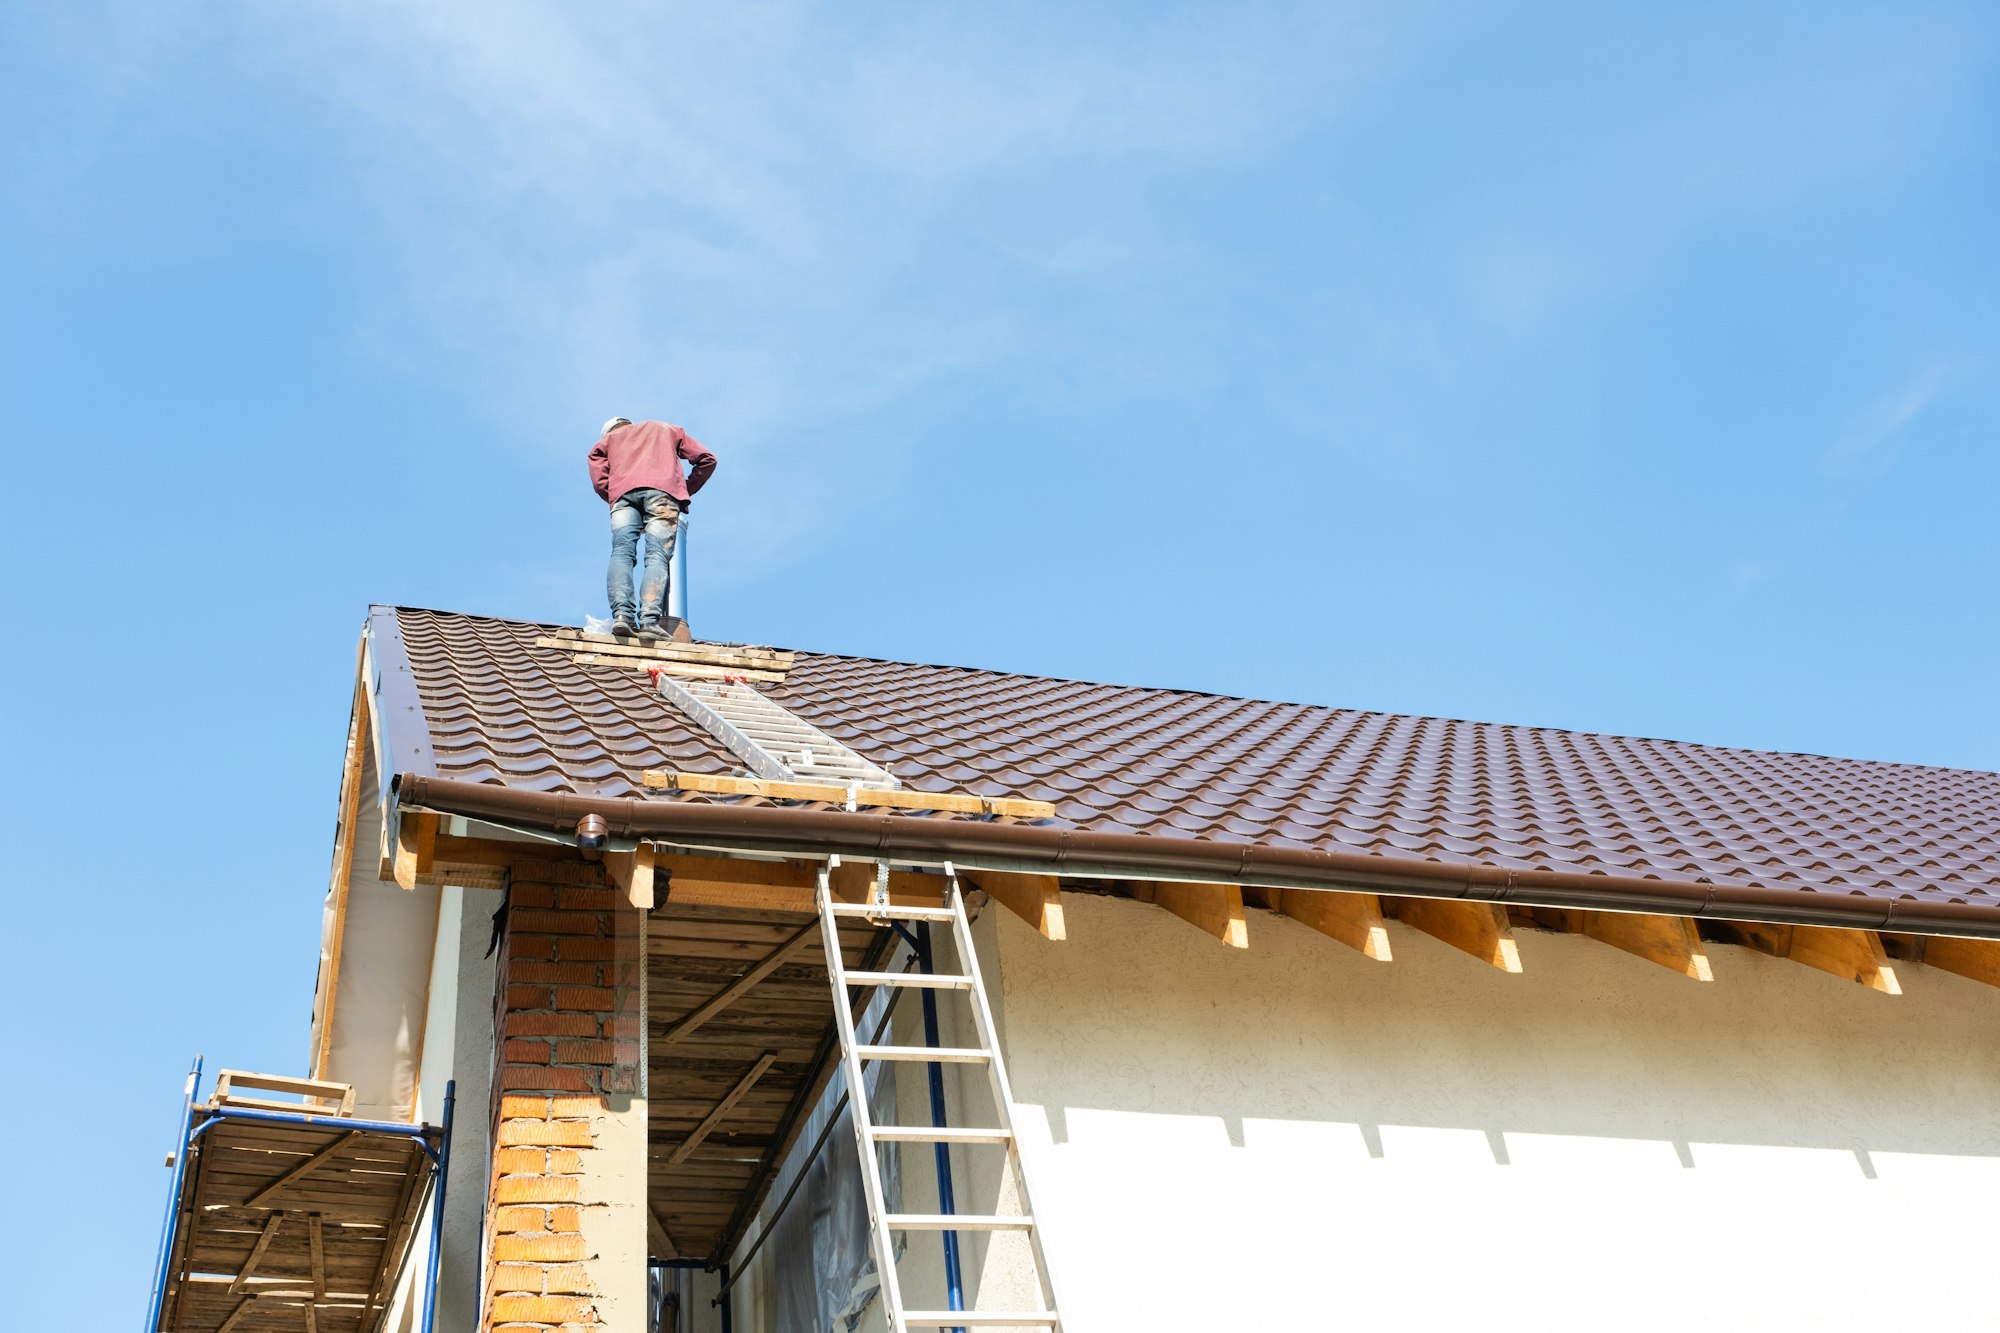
xmin=307 ymin=1213 xmax=326 ymax=1301
xmin=963 ymin=870 xmax=1066 ymax=941
xmin=1386 ymin=897 xmax=1522 ymax=972
xmin=605 ymin=842 xmax=657 ymax=910
xmin=663 ymin=922 xmax=819 ymax=1044
xmin=245 ymin=1131 xmax=363 ymax=1209
xmin=217 ymin=1297 xmax=256 ymax=1333
xmin=670 ymin=1053 xmax=779 ymax=1165
xmin=1577 ymin=911 xmax=1712 ymax=981
xmin=660 ymin=853 xmax=945 ymax=914
xmin=392 ymin=811 xmax=439 ymax=891
xmin=229 ymin=1214 xmax=285 ymax=1294
xmin=304 ymin=1304 xmax=318 ymax=1333
xmin=648 ymin=1205 xmax=680 ymax=1261
xmin=1917 ymin=935 xmax=2000 ymax=989
xmin=1789 ymin=924 xmax=1901 ymax=994
xmin=1707 ymin=921 xmax=1901 ymax=993
xmin=1146 ymin=882 xmax=1248 ymax=948
xmin=1277 ymin=889 xmax=1391 ymax=961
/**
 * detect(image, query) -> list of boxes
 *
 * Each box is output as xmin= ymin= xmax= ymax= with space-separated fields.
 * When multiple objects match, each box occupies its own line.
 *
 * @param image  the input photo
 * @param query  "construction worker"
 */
xmin=588 ymin=416 xmax=718 ymax=639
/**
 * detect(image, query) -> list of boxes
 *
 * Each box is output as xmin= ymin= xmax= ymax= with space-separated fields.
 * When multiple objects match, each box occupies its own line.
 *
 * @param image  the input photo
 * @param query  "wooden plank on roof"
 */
xmin=963 ymin=870 xmax=1065 ymax=941
xmin=1577 ymin=910 xmax=1712 ymax=981
xmin=1277 ymin=889 xmax=1392 ymax=961
xmin=641 ymin=769 xmax=1056 ymax=819
xmin=1146 ymin=882 xmax=1248 ymax=948
xmin=1386 ymin=897 xmax=1522 ymax=972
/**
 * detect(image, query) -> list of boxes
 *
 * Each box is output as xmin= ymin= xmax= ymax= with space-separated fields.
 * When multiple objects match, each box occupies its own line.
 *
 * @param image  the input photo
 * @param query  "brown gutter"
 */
xmin=395 ymin=774 xmax=2000 ymax=940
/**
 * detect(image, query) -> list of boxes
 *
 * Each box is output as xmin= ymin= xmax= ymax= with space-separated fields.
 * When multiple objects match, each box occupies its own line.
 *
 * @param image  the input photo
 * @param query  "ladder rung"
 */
xmin=845 ymin=971 xmax=972 ymax=989
xmin=885 ymin=1214 xmax=1034 ymax=1231
xmin=903 ymin=1315 xmax=1058 ymax=1328
xmin=856 ymin=1045 xmax=990 ymax=1064
xmin=870 ymin=1126 xmax=1012 ymax=1144
xmin=827 ymin=904 xmax=957 ymax=921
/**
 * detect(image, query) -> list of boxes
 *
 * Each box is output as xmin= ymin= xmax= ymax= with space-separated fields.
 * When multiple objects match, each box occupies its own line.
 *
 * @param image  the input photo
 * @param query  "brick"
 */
xmin=510 ymin=884 xmax=557 ymax=908
xmin=548 ymin=1205 xmax=581 ymax=1232
xmin=500 ymin=1094 xmax=551 ymax=1120
xmin=494 ymin=1175 xmax=583 ymax=1205
xmin=612 ymin=1040 xmax=640 ymax=1065
xmin=602 ymin=1066 xmax=637 ymax=1094
xmin=492 ymin=1205 xmax=549 ymax=1234
xmin=548 ymin=1095 xmax=607 ymax=1119
xmin=499 ymin=1118 xmax=594 ymax=1148
xmin=514 ymin=909 xmax=601 ymax=936
xmin=508 ymin=1012 xmax=601 ymax=1039
xmin=553 ymin=987 xmax=617 ymax=1011
xmin=493 ymin=1231 xmax=589 ymax=1262
xmin=494 ymin=1149 xmax=547 ymax=1176
xmin=541 ymin=1264 xmax=596 ymax=1294
xmin=491 ymin=1264 xmax=544 ymax=1293
xmin=491 ymin=1294 xmax=595 ymax=1324
xmin=507 ymin=934 xmax=556 ymax=960
xmin=511 ymin=962 xmax=601 ymax=986
xmin=553 ymin=1039 xmax=615 ymax=1065
xmin=506 ymin=985 xmax=552 ymax=1009
xmin=502 ymin=1064 xmax=593 ymax=1093
xmin=602 ymin=1016 xmax=642 ymax=1040
xmin=557 ymin=886 xmax=621 ymax=911
xmin=555 ymin=939 xmax=619 ymax=961
xmin=547 ymin=1151 xmax=585 ymax=1176
xmin=504 ymin=1040 xmax=550 ymax=1065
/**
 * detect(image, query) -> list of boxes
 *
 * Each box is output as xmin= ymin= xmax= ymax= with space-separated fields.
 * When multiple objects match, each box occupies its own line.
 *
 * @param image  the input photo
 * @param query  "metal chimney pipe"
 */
xmin=668 ymin=511 xmax=689 ymax=625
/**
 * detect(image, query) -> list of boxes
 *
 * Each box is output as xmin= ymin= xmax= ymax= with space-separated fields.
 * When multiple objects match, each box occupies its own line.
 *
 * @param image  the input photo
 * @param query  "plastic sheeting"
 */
xmin=761 ymin=989 xmax=903 ymax=1332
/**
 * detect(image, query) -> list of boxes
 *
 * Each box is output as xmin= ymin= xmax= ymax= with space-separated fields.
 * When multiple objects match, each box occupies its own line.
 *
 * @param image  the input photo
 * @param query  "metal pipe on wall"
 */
xmin=420 ymin=1081 xmax=456 ymax=1333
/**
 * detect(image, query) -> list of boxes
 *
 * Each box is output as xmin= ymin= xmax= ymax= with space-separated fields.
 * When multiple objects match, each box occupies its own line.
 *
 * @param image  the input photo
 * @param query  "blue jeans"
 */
xmin=607 ymin=488 xmax=681 ymax=624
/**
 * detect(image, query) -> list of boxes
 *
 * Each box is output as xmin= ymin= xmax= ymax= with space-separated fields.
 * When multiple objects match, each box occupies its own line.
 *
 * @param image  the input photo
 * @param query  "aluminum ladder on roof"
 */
xmin=816 ymin=864 xmax=1065 ymax=1331
xmin=657 ymin=675 xmax=898 ymax=788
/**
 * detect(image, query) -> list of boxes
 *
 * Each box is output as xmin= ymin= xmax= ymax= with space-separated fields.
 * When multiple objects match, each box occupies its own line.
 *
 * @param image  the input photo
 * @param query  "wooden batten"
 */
xmin=670 ymin=1052 xmax=780 ymax=1165
xmin=662 ymin=921 xmax=819 ymax=1044
xmin=1385 ymin=897 xmax=1522 ymax=972
xmin=1276 ymin=888 xmax=1392 ymax=961
xmin=1575 ymin=910 xmax=1712 ymax=981
xmin=964 ymin=870 xmax=1066 ymax=940
xmin=390 ymin=811 xmax=439 ymax=891
xmin=1142 ymin=881 xmax=1249 ymax=948
xmin=659 ymin=853 xmax=947 ymax=914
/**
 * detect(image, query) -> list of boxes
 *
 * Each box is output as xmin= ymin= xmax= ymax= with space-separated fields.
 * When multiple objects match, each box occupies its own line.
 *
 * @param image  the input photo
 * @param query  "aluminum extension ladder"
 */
xmin=816 ymin=864 xmax=1065 ymax=1330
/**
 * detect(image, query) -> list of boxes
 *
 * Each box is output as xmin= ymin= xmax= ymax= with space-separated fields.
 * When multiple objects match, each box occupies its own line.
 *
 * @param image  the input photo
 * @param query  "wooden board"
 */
xmin=1277 ymin=889 xmax=1392 ymax=961
xmin=1384 ymin=897 xmax=1522 ymax=972
xmin=642 ymin=770 xmax=1055 ymax=819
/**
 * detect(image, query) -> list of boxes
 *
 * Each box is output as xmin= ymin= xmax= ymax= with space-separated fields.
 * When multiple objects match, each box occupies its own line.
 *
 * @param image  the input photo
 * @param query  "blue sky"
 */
xmin=3 ymin=1 xmax=1997 ymax=1318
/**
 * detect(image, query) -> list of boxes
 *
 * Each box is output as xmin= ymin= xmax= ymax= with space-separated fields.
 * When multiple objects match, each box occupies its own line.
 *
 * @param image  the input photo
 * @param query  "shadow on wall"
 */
xmin=999 ymin=894 xmax=2000 ymax=1173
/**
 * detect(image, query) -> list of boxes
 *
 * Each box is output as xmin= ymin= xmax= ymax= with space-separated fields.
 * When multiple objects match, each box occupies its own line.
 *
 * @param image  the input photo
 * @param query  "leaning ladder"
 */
xmin=816 ymin=864 xmax=1065 ymax=1330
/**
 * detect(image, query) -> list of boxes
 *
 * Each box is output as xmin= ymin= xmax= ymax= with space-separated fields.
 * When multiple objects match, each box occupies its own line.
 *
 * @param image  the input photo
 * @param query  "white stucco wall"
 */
xmin=975 ymin=893 xmax=2000 ymax=1332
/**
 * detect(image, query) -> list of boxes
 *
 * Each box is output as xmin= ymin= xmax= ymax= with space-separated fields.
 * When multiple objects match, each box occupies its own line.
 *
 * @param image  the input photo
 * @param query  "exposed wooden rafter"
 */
xmin=1134 ymin=881 xmax=1249 ymax=948
xmin=1910 ymin=934 xmax=2000 ymax=989
xmin=1385 ymin=897 xmax=1522 ymax=972
xmin=1276 ymin=889 xmax=1392 ymax=961
xmin=606 ymin=842 xmax=658 ymax=909
xmin=391 ymin=811 xmax=439 ymax=891
xmin=1574 ymin=910 xmax=1713 ymax=981
xmin=1703 ymin=921 xmax=1901 ymax=993
xmin=963 ymin=870 xmax=1066 ymax=940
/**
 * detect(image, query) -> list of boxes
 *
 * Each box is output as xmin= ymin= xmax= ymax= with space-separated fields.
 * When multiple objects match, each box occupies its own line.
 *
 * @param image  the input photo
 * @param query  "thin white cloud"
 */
xmin=1820 ymin=363 xmax=1952 ymax=477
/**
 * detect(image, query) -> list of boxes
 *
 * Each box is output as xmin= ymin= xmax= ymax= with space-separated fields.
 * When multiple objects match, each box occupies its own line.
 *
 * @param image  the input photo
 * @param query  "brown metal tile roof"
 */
xmin=385 ymin=606 xmax=2000 ymax=911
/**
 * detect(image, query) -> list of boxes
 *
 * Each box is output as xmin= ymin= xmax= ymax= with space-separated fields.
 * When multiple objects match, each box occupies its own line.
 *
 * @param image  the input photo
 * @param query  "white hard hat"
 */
xmin=602 ymin=416 xmax=632 ymax=435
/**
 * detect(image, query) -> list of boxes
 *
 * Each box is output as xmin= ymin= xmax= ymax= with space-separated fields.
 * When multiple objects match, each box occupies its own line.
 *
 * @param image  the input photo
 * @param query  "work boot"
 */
xmin=610 ymin=615 xmax=636 ymax=639
xmin=636 ymin=620 xmax=665 ymax=642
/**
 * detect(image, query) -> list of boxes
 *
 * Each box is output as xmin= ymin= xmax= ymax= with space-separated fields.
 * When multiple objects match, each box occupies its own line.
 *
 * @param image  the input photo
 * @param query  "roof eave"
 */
xmin=393 ymin=774 xmax=2000 ymax=940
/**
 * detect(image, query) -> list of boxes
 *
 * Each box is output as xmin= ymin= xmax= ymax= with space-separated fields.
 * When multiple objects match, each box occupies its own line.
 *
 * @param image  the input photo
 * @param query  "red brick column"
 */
xmin=481 ymin=859 xmax=646 ymax=1331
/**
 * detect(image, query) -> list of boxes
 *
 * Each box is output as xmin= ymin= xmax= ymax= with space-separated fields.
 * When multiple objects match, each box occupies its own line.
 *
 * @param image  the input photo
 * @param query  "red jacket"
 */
xmin=588 ymin=421 xmax=717 ymax=508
